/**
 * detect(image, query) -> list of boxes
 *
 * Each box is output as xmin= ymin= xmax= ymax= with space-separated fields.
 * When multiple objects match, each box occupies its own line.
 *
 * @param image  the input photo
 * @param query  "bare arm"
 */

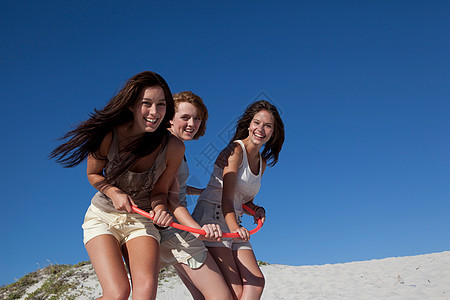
xmin=243 ymin=199 xmax=266 ymax=225
xmin=242 ymin=158 xmax=267 ymax=223
xmin=221 ymin=143 xmax=252 ymax=240
xmin=149 ymin=136 xmax=185 ymax=227
xmin=86 ymin=131 xmax=136 ymax=213
xmin=186 ymin=185 xmax=204 ymax=195
xmin=167 ymin=175 xmax=222 ymax=241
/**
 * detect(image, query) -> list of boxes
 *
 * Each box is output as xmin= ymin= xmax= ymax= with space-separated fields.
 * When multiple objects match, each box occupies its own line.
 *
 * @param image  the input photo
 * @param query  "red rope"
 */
xmin=131 ymin=204 xmax=263 ymax=238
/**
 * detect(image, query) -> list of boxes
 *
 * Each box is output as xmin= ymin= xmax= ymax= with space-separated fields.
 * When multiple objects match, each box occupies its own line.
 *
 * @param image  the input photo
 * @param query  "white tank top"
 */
xmin=197 ymin=140 xmax=262 ymax=216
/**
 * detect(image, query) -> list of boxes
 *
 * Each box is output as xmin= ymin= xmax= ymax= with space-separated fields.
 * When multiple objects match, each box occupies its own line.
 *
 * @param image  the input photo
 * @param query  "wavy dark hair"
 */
xmin=230 ymin=100 xmax=284 ymax=167
xmin=50 ymin=71 xmax=174 ymax=180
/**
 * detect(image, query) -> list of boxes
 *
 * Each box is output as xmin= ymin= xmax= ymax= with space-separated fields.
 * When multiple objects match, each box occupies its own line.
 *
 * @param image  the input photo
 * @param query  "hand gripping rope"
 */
xmin=131 ymin=204 xmax=263 ymax=238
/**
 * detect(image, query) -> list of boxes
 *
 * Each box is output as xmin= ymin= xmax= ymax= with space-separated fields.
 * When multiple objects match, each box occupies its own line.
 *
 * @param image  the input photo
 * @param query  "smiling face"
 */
xmin=130 ymin=86 xmax=167 ymax=133
xmin=248 ymin=109 xmax=275 ymax=145
xmin=170 ymin=101 xmax=202 ymax=141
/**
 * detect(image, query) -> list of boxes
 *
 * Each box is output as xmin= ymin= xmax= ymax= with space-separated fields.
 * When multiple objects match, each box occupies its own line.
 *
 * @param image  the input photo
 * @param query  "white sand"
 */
xmin=155 ymin=251 xmax=450 ymax=299
xmin=260 ymin=251 xmax=450 ymax=299
xmin=18 ymin=251 xmax=450 ymax=299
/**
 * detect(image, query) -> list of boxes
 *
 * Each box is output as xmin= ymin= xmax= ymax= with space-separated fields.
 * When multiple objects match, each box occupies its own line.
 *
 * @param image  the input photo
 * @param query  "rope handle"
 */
xmin=131 ymin=204 xmax=263 ymax=238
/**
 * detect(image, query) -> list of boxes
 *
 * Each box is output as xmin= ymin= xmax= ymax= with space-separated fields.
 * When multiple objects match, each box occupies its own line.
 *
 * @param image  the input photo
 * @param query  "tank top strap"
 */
xmin=234 ymin=140 xmax=248 ymax=168
xmin=107 ymin=128 xmax=119 ymax=160
xmin=258 ymin=148 xmax=262 ymax=175
xmin=234 ymin=139 xmax=262 ymax=177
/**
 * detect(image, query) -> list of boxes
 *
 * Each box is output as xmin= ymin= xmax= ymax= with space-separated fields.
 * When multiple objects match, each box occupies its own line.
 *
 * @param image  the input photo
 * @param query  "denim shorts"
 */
xmin=192 ymin=200 xmax=252 ymax=251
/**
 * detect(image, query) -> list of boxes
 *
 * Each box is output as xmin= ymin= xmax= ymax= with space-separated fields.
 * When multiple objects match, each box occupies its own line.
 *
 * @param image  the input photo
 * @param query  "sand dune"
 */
xmin=5 ymin=251 xmax=449 ymax=299
xmin=157 ymin=251 xmax=450 ymax=299
xmin=260 ymin=251 xmax=450 ymax=299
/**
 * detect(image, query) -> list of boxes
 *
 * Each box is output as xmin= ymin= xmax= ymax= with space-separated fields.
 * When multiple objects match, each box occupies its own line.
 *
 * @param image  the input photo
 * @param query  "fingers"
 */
xmin=129 ymin=197 xmax=137 ymax=208
xmin=152 ymin=209 xmax=173 ymax=227
xmin=124 ymin=199 xmax=133 ymax=213
xmin=253 ymin=207 xmax=266 ymax=224
xmin=201 ymin=224 xmax=222 ymax=241
xmin=241 ymin=227 xmax=250 ymax=241
xmin=254 ymin=215 xmax=266 ymax=225
xmin=260 ymin=216 xmax=266 ymax=224
xmin=111 ymin=194 xmax=134 ymax=213
xmin=215 ymin=224 xmax=223 ymax=237
xmin=233 ymin=227 xmax=250 ymax=241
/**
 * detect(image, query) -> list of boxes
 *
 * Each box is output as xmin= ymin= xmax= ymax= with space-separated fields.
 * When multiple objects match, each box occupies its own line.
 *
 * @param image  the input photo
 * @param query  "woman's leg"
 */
xmin=207 ymin=246 xmax=243 ymax=300
xmin=121 ymin=236 xmax=160 ymax=300
xmin=233 ymin=249 xmax=265 ymax=300
xmin=173 ymin=252 xmax=232 ymax=300
xmin=173 ymin=266 xmax=205 ymax=300
xmin=85 ymin=235 xmax=131 ymax=300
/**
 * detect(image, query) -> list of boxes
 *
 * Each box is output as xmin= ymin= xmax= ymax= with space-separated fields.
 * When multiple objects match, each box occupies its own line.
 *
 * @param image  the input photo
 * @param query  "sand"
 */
xmin=156 ymin=251 xmax=450 ymax=299
xmin=14 ymin=251 xmax=450 ymax=299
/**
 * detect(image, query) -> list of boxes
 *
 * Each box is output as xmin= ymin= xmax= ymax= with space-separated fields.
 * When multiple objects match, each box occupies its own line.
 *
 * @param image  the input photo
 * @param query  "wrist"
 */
xmin=230 ymin=225 xmax=241 ymax=232
xmin=255 ymin=206 xmax=265 ymax=214
xmin=104 ymin=186 xmax=121 ymax=198
xmin=152 ymin=204 xmax=167 ymax=212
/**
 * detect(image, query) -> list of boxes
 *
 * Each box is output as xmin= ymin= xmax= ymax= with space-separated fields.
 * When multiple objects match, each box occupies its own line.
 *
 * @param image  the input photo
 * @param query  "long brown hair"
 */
xmin=50 ymin=71 xmax=174 ymax=179
xmin=230 ymin=100 xmax=284 ymax=167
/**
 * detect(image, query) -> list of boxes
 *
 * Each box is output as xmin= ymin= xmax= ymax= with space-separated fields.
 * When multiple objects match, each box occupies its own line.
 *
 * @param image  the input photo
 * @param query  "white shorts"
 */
xmin=192 ymin=201 xmax=253 ymax=251
xmin=82 ymin=204 xmax=160 ymax=246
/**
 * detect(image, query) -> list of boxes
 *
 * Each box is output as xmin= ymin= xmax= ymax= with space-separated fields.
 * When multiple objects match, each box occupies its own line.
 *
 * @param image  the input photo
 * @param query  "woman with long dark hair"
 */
xmin=193 ymin=100 xmax=285 ymax=299
xmin=51 ymin=71 xmax=184 ymax=299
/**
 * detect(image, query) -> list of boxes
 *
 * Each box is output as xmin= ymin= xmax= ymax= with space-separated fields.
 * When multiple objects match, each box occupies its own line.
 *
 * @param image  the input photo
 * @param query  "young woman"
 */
xmin=50 ymin=71 xmax=184 ymax=299
xmin=159 ymin=91 xmax=232 ymax=300
xmin=193 ymin=100 xmax=285 ymax=299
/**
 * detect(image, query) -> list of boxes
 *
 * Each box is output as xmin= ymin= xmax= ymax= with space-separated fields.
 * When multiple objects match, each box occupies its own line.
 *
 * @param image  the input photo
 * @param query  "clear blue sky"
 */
xmin=1 ymin=0 xmax=449 ymax=286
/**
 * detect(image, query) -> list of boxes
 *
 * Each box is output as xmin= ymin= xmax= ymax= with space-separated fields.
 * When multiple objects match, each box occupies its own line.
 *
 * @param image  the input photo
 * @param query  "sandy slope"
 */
xmin=260 ymin=251 xmax=450 ymax=299
xmin=157 ymin=251 xmax=450 ymax=300
xmin=12 ymin=251 xmax=450 ymax=299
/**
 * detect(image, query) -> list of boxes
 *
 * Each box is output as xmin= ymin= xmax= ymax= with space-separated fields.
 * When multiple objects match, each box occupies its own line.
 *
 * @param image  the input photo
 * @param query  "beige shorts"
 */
xmin=82 ymin=204 xmax=160 ymax=246
xmin=160 ymin=230 xmax=208 ymax=269
xmin=192 ymin=201 xmax=253 ymax=251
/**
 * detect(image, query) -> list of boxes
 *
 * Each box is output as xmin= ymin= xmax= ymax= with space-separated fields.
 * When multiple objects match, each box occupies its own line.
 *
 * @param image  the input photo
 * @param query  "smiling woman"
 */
xmin=192 ymin=100 xmax=285 ymax=299
xmin=169 ymin=91 xmax=209 ymax=141
xmin=50 ymin=71 xmax=185 ymax=299
xmin=129 ymin=87 xmax=167 ymax=134
xmin=169 ymin=101 xmax=202 ymax=141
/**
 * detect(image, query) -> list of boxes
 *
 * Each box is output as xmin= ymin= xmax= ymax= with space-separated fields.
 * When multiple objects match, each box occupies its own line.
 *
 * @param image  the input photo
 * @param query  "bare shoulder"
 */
xmin=88 ymin=131 xmax=113 ymax=172
xmin=216 ymin=142 xmax=243 ymax=169
xmin=98 ymin=131 xmax=113 ymax=157
xmin=166 ymin=134 xmax=185 ymax=157
xmin=261 ymin=157 xmax=268 ymax=175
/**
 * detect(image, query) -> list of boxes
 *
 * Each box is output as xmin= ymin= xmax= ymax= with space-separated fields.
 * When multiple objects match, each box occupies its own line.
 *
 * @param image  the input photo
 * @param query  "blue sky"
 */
xmin=1 ymin=0 xmax=449 ymax=286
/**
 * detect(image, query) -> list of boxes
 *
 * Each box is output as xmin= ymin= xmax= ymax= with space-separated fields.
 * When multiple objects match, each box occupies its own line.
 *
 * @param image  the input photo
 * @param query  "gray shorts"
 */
xmin=192 ymin=200 xmax=252 ymax=251
xmin=159 ymin=229 xmax=208 ymax=269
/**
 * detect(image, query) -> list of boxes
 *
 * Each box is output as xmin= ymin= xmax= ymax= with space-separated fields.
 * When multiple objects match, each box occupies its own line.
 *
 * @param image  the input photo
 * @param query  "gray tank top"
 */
xmin=159 ymin=156 xmax=189 ymax=241
xmin=178 ymin=157 xmax=189 ymax=208
xmin=91 ymin=129 xmax=169 ymax=213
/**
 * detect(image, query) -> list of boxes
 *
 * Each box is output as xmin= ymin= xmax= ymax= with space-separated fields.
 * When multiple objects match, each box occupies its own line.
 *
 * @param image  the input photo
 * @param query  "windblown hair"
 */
xmin=230 ymin=100 xmax=284 ymax=167
xmin=50 ymin=71 xmax=174 ymax=180
xmin=172 ymin=91 xmax=208 ymax=140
